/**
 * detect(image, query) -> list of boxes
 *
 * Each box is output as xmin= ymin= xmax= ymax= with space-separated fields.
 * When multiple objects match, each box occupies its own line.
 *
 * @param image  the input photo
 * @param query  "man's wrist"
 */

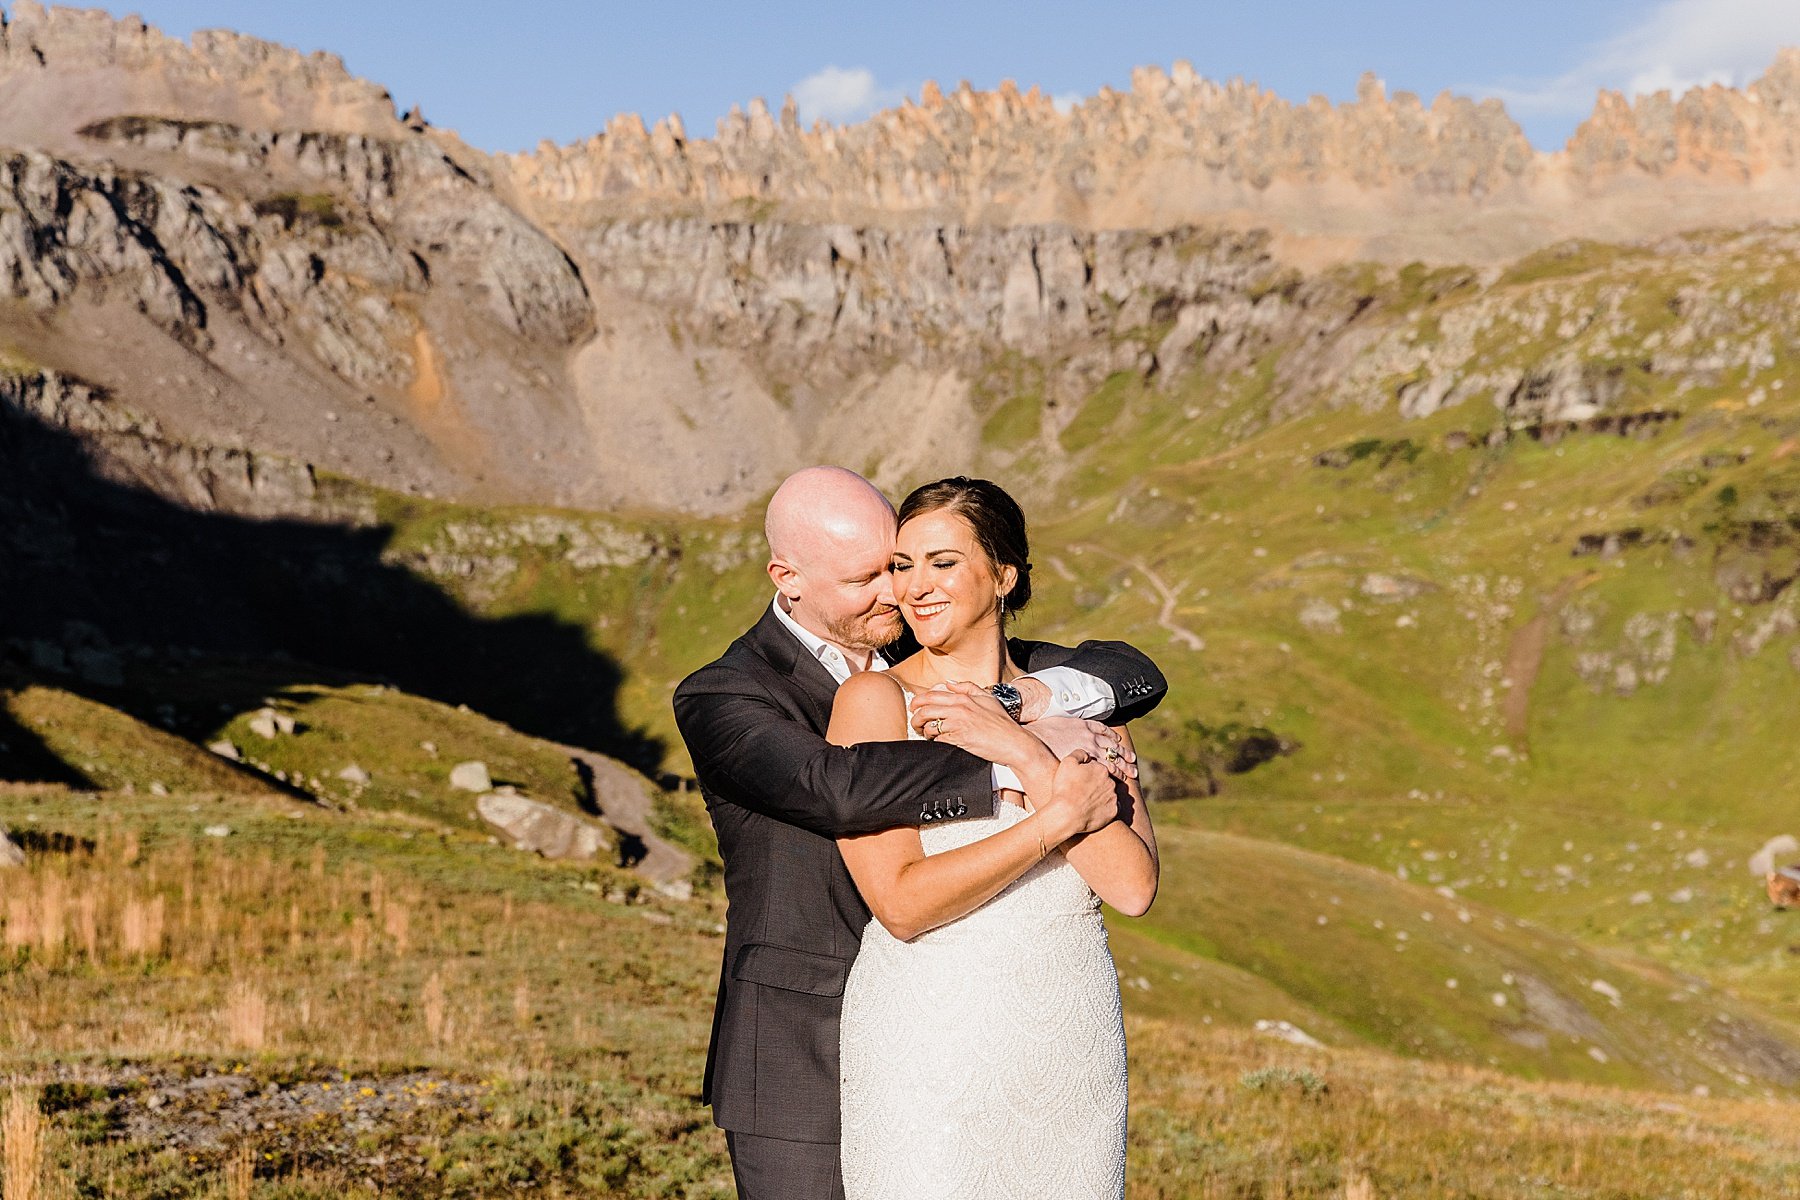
xmin=1014 ymin=677 xmax=1051 ymax=724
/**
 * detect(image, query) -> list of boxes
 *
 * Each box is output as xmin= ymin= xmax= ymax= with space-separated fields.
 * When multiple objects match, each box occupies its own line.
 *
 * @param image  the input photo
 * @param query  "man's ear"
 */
xmin=768 ymin=558 xmax=803 ymax=601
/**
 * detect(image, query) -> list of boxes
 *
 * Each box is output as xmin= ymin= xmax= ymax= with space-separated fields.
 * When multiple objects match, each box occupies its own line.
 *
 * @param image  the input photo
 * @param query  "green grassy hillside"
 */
xmin=11 ymin=227 xmax=1800 ymax=1192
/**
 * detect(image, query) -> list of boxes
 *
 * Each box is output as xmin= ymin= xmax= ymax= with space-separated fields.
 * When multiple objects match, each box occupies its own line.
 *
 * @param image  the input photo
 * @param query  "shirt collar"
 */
xmin=770 ymin=594 xmax=887 ymax=685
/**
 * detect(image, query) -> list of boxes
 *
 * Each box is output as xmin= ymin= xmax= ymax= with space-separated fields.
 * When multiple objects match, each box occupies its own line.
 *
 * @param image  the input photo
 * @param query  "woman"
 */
xmin=828 ymin=476 xmax=1159 ymax=1200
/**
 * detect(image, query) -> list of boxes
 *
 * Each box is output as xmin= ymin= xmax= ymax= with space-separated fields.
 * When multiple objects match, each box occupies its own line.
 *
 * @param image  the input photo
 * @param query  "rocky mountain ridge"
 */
xmin=507 ymin=51 xmax=1800 ymax=266
xmin=3 ymin=3 xmax=1800 ymax=517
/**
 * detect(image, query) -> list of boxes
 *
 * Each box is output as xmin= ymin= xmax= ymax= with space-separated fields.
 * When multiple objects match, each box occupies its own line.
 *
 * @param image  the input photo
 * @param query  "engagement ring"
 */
xmin=932 ymin=718 xmax=946 ymax=736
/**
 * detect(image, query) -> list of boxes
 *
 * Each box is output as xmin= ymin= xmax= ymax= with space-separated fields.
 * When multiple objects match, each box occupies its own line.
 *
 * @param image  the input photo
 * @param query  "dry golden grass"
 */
xmin=3 ymin=790 xmax=1797 ymax=1197
xmin=225 ymin=1143 xmax=252 ymax=1200
xmin=2 ymin=1088 xmax=41 ymax=1200
xmin=1125 ymin=1017 xmax=1800 ymax=1198
xmin=223 ymin=981 xmax=267 ymax=1052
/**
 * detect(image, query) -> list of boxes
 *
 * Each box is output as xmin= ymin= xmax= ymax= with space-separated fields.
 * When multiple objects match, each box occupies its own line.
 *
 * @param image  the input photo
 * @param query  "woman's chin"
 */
xmin=905 ymin=619 xmax=980 ymax=651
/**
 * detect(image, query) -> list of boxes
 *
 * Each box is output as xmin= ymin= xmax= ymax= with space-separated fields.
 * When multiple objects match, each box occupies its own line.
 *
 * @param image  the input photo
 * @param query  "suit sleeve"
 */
xmin=1023 ymin=638 xmax=1169 ymax=724
xmin=674 ymin=674 xmax=996 ymax=839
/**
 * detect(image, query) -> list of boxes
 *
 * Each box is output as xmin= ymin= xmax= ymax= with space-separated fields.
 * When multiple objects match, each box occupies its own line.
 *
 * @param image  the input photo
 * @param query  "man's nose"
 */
xmin=876 ymin=570 xmax=898 ymax=608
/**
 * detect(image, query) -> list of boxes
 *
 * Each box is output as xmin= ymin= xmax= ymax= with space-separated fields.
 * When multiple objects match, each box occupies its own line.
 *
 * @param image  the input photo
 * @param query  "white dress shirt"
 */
xmin=770 ymin=595 xmax=1118 ymax=796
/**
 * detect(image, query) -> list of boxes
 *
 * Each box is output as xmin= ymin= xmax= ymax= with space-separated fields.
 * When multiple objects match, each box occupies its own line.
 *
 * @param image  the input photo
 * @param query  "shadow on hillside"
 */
xmin=0 ymin=685 xmax=94 ymax=787
xmin=0 ymin=403 xmax=664 ymax=781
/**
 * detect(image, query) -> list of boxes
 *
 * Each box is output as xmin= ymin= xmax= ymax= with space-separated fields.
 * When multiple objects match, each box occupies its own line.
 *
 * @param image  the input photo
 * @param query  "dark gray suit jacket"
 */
xmin=672 ymin=603 xmax=1166 ymax=1143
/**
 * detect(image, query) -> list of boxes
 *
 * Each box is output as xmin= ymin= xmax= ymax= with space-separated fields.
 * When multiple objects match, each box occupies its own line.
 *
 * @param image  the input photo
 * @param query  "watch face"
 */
xmin=989 ymin=682 xmax=1023 ymax=719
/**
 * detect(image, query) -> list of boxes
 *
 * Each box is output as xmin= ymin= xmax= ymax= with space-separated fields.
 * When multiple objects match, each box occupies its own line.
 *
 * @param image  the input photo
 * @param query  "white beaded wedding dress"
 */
xmin=838 ymin=698 xmax=1128 ymax=1200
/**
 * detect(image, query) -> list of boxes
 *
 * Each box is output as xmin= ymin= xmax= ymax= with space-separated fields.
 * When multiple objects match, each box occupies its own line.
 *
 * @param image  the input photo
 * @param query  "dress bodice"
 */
xmin=899 ymin=690 xmax=1102 ymax=940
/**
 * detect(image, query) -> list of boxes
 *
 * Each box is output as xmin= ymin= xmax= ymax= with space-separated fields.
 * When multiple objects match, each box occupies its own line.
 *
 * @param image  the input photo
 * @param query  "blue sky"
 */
xmin=16 ymin=0 xmax=1800 ymax=152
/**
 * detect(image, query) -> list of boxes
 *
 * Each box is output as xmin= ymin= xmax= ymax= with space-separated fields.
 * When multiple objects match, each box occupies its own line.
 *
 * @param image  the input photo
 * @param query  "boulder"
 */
xmin=337 ymin=764 xmax=371 ymax=785
xmin=477 ymin=791 xmax=610 ymax=861
xmin=248 ymin=709 xmax=279 ymax=739
xmin=449 ymin=761 xmax=492 ymax=792
xmin=0 ymin=827 xmax=25 ymax=868
xmin=207 ymin=740 xmax=241 ymax=761
xmin=1253 ymin=1019 xmax=1323 ymax=1048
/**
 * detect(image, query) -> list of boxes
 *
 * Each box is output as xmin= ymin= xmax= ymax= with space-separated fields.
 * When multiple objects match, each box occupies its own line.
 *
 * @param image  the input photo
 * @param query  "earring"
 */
xmin=998 ymin=593 xmax=1006 ymax=618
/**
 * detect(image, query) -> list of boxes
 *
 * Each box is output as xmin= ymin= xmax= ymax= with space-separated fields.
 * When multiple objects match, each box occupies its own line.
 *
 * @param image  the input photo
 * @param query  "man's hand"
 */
xmin=911 ymin=682 xmax=1042 ymax=769
xmin=1041 ymin=751 xmax=1126 ymax=841
xmin=1027 ymin=716 xmax=1136 ymax=782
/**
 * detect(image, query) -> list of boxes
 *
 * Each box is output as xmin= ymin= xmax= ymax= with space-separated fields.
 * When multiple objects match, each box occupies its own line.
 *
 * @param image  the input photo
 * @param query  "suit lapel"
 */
xmin=746 ymin=604 xmax=841 ymax=733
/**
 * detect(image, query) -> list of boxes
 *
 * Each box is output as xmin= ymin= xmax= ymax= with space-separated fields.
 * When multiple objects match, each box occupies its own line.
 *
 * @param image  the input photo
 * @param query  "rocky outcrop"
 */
xmin=0 ymin=1 xmax=406 ymax=152
xmin=0 ymin=826 xmax=24 ymax=868
xmin=507 ymin=52 xmax=1800 ymax=265
xmin=476 ymin=789 xmax=611 ymax=860
xmin=1566 ymin=50 xmax=1800 ymax=184
xmin=507 ymin=68 xmax=1535 ymax=231
xmin=0 ymin=112 xmax=602 ymax=508
xmin=0 ymin=368 xmax=354 ymax=519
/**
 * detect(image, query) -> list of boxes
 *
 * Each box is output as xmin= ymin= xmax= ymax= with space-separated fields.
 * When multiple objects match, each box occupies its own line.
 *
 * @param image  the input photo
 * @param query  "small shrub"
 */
xmin=1239 ymin=1066 xmax=1328 ymax=1098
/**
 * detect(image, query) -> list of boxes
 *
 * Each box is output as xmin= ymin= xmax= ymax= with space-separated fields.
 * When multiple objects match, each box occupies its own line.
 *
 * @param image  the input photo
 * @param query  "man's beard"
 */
xmin=826 ymin=605 xmax=904 ymax=652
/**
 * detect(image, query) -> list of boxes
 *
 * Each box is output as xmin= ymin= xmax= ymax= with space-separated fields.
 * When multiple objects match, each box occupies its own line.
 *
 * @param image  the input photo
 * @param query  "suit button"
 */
xmin=955 ymin=805 xmax=967 ymax=817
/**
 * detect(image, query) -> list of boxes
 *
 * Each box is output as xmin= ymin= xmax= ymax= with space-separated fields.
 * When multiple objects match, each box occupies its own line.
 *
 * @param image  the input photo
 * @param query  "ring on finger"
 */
xmin=932 ymin=718 xmax=946 ymax=736
xmin=1102 ymin=747 xmax=1122 ymax=762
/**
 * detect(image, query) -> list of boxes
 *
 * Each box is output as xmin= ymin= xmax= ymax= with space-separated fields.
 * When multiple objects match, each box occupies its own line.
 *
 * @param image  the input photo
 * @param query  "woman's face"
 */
xmin=892 ymin=508 xmax=1015 ymax=649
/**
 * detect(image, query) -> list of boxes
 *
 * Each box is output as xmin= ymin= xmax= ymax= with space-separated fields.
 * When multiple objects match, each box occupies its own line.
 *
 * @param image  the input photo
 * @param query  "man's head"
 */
xmin=765 ymin=466 xmax=903 ymax=651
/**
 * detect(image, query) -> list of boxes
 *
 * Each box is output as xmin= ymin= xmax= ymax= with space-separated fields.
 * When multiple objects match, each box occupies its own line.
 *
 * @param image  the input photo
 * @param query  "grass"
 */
xmin=0 ymin=786 xmax=725 ymax=1197
xmin=4 ymin=784 xmax=1799 ymax=1198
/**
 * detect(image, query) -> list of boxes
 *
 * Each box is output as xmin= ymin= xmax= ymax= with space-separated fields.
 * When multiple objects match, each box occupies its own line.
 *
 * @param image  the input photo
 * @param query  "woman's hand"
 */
xmin=1026 ymin=716 xmax=1135 ymax=781
xmin=911 ymin=683 xmax=1046 ymax=771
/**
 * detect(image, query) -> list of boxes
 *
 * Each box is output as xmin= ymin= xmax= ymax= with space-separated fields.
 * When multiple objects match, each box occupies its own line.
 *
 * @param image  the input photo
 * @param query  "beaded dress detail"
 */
xmin=838 ymin=693 xmax=1128 ymax=1199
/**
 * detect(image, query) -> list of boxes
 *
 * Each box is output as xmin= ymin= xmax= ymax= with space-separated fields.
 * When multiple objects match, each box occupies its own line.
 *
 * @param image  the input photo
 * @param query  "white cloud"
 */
xmin=1478 ymin=0 xmax=1800 ymax=122
xmin=1050 ymin=91 xmax=1086 ymax=115
xmin=790 ymin=66 xmax=904 ymax=126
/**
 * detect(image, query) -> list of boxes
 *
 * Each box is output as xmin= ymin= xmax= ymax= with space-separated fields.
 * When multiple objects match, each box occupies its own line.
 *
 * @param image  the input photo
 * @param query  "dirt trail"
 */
xmin=560 ymin=744 xmax=695 ymax=888
xmin=1502 ymin=574 xmax=1595 ymax=745
xmin=1070 ymin=543 xmax=1206 ymax=653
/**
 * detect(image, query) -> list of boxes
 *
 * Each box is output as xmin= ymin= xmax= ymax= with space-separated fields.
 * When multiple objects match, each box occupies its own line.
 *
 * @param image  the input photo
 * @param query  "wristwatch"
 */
xmin=988 ymin=681 xmax=1024 ymax=722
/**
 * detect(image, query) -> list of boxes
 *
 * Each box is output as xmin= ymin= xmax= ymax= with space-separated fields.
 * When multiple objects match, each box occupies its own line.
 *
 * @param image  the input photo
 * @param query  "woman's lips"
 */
xmin=910 ymin=600 xmax=949 ymax=620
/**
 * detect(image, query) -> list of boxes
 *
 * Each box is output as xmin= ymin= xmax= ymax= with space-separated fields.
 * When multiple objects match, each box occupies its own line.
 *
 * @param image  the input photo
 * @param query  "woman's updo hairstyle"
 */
xmin=896 ymin=476 xmax=1032 ymax=619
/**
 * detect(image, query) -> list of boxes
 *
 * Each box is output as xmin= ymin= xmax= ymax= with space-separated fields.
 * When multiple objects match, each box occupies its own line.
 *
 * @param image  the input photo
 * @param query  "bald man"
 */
xmin=674 ymin=466 xmax=1167 ymax=1199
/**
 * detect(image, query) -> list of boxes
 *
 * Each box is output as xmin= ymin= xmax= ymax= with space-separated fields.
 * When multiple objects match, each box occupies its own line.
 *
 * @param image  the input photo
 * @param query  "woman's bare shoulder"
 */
xmin=836 ymin=669 xmax=907 ymax=707
xmin=829 ymin=670 xmax=910 ymax=743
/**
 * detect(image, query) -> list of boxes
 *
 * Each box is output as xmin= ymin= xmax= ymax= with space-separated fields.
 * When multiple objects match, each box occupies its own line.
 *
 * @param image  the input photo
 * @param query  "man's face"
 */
xmin=788 ymin=520 xmax=904 ymax=651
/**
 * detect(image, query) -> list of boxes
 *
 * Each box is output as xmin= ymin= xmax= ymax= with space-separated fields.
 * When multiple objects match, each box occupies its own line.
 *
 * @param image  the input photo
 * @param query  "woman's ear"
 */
xmin=996 ymin=563 xmax=1018 ymax=601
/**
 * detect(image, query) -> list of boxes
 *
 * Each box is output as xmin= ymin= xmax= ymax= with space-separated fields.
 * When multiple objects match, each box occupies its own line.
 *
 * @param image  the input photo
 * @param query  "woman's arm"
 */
xmin=1061 ymin=726 xmax=1158 ymax=916
xmin=829 ymin=672 xmax=1120 ymax=942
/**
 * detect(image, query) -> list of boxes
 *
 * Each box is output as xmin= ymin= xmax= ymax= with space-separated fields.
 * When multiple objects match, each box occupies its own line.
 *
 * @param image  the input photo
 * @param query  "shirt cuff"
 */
xmin=991 ymin=763 xmax=1024 ymax=793
xmin=1023 ymin=666 xmax=1117 ymax=720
